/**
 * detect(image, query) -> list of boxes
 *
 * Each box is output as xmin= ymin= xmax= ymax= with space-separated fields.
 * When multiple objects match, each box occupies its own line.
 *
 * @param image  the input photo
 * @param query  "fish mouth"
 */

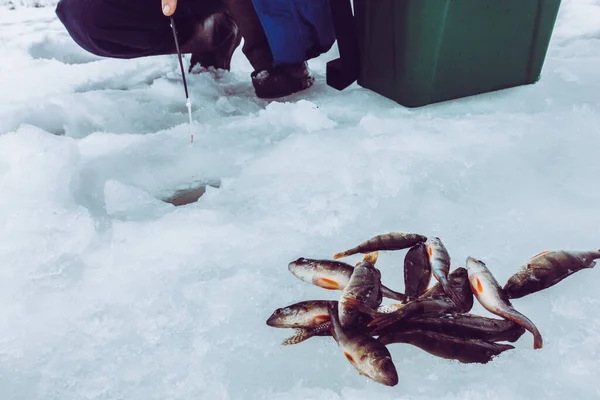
xmin=372 ymin=358 xmax=398 ymax=386
xmin=266 ymin=314 xmax=283 ymax=327
xmin=465 ymin=256 xmax=483 ymax=272
xmin=288 ymin=260 xmax=311 ymax=281
xmin=287 ymin=259 xmax=301 ymax=272
xmin=377 ymin=374 xmax=399 ymax=387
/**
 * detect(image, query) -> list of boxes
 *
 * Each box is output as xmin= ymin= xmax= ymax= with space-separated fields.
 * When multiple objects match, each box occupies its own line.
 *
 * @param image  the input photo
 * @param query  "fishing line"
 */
xmin=170 ymin=16 xmax=194 ymax=143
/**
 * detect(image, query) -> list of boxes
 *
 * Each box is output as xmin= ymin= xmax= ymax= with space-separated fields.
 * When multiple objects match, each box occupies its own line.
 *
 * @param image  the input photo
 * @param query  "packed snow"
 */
xmin=1 ymin=0 xmax=600 ymax=399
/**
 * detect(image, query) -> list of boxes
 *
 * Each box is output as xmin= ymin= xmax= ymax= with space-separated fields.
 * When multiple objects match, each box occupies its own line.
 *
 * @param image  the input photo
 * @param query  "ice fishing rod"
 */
xmin=170 ymin=16 xmax=194 ymax=143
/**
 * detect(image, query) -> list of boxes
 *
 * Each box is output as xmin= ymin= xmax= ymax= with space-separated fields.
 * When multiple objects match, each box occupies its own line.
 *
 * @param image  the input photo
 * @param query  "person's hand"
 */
xmin=162 ymin=0 xmax=177 ymax=16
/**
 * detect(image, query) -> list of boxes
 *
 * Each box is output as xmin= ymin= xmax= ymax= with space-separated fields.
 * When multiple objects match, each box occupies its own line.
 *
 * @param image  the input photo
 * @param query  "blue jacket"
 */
xmin=251 ymin=0 xmax=336 ymax=66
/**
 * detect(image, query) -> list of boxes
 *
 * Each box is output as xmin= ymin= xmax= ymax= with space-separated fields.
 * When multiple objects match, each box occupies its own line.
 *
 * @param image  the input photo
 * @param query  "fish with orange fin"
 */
xmin=276 ymin=301 xmax=403 ymax=346
xmin=287 ymin=257 xmax=405 ymax=302
xmin=339 ymin=252 xmax=383 ymax=328
xmin=328 ymin=302 xmax=398 ymax=386
xmin=333 ymin=232 xmax=427 ymax=259
xmin=504 ymin=249 xmax=600 ymax=299
xmin=424 ymin=237 xmax=463 ymax=308
xmin=404 ymin=243 xmax=432 ymax=302
xmin=466 ymin=256 xmax=543 ymax=349
xmin=266 ymin=300 xmax=335 ymax=329
xmin=288 ymin=258 xmax=353 ymax=290
xmin=377 ymin=330 xmax=515 ymax=364
xmin=366 ymin=267 xmax=473 ymax=334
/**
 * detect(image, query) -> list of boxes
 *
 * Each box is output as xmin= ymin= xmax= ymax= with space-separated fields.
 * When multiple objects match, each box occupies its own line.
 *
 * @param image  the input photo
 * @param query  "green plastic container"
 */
xmin=352 ymin=0 xmax=562 ymax=107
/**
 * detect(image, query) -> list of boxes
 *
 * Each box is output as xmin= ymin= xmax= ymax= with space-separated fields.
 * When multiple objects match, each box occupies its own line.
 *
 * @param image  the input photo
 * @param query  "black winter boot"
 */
xmin=251 ymin=62 xmax=315 ymax=99
xmin=189 ymin=11 xmax=242 ymax=71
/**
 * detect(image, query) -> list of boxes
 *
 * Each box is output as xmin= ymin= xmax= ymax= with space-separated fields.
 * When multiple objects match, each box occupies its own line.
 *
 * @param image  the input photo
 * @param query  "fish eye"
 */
xmin=282 ymin=307 xmax=292 ymax=315
xmin=274 ymin=308 xmax=282 ymax=315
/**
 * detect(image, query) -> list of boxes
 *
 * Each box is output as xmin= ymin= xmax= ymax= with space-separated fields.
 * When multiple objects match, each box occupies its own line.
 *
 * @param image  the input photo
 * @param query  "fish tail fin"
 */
xmin=584 ymin=250 xmax=600 ymax=261
xmin=498 ymin=308 xmax=543 ymax=350
xmin=533 ymin=334 xmax=543 ymax=350
xmin=333 ymin=250 xmax=351 ymax=260
xmin=579 ymin=250 xmax=600 ymax=267
xmin=363 ymin=251 xmax=379 ymax=265
xmin=334 ymin=234 xmax=396 ymax=260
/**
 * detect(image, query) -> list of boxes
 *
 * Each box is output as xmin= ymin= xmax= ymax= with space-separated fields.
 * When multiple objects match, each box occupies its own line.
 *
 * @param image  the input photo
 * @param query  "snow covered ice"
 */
xmin=1 ymin=0 xmax=600 ymax=399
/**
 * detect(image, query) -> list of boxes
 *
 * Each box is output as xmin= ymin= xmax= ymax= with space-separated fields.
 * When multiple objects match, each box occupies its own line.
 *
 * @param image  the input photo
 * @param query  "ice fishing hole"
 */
xmin=160 ymin=180 xmax=221 ymax=206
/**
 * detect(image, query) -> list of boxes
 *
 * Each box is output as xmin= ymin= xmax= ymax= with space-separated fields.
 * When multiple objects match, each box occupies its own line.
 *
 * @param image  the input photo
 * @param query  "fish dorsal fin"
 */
xmin=519 ymin=250 xmax=553 ymax=270
xmin=529 ymin=250 xmax=552 ymax=262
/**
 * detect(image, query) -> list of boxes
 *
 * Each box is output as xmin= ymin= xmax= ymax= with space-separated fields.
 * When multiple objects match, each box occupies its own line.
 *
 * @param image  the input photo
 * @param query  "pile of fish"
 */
xmin=266 ymin=232 xmax=600 ymax=387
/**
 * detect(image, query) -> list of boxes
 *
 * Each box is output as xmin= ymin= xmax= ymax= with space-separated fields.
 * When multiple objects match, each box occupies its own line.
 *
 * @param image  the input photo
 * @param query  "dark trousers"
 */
xmin=55 ymin=0 xmax=273 ymax=70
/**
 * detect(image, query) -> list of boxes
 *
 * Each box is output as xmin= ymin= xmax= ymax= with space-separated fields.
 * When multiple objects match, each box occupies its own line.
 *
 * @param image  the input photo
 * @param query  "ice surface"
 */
xmin=1 ymin=0 xmax=600 ymax=399
xmin=0 ymin=0 xmax=57 ymax=9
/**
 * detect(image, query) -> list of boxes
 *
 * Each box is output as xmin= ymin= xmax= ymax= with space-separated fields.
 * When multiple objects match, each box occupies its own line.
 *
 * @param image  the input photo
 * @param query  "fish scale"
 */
xmin=328 ymin=302 xmax=398 ymax=386
xmin=504 ymin=249 xmax=600 ymax=299
xmin=266 ymin=300 xmax=335 ymax=329
xmin=287 ymin=257 xmax=405 ymax=301
xmin=379 ymin=330 xmax=515 ymax=364
xmin=339 ymin=253 xmax=383 ymax=328
xmin=466 ymin=256 xmax=544 ymax=349
xmin=367 ymin=267 xmax=473 ymax=333
xmin=333 ymin=232 xmax=427 ymax=259
xmin=425 ymin=237 xmax=463 ymax=308
xmin=404 ymin=243 xmax=432 ymax=302
xmin=271 ymin=229 xmax=598 ymax=385
xmin=379 ymin=313 xmax=526 ymax=343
